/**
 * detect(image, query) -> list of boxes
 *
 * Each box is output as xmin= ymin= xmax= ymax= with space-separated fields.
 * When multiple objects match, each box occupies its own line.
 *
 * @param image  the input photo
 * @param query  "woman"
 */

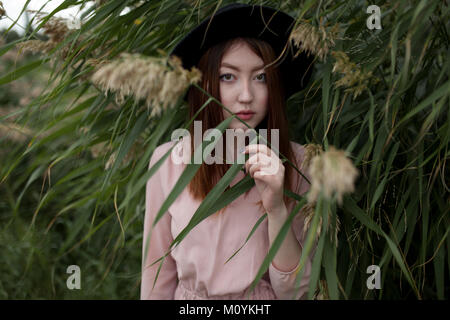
xmin=141 ymin=3 xmax=315 ymax=300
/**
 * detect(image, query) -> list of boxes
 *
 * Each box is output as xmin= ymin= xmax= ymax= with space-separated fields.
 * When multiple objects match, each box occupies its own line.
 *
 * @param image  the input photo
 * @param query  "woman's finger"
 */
xmin=245 ymin=152 xmax=272 ymax=172
xmin=244 ymin=143 xmax=277 ymax=157
xmin=248 ymin=161 xmax=265 ymax=177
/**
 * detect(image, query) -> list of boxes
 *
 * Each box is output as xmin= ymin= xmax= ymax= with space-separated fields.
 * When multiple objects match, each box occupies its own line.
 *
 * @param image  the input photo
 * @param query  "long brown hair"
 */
xmin=185 ymin=37 xmax=298 ymax=215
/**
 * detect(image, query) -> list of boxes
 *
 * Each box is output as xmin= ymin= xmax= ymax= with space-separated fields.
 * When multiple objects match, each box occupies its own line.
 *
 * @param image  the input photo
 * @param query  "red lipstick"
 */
xmin=236 ymin=110 xmax=255 ymax=120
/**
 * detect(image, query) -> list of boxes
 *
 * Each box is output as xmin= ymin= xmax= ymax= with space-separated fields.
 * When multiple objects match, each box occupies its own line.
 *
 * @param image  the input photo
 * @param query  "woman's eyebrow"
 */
xmin=220 ymin=62 xmax=265 ymax=71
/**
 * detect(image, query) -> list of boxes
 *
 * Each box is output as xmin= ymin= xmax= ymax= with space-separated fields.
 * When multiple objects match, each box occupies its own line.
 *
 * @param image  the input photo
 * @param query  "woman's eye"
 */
xmin=220 ymin=74 xmax=234 ymax=81
xmin=256 ymin=73 xmax=266 ymax=82
xmin=219 ymin=73 xmax=266 ymax=82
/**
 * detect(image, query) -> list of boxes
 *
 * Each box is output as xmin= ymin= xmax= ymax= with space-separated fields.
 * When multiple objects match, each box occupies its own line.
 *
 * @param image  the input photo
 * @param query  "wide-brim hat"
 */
xmin=170 ymin=3 xmax=315 ymax=100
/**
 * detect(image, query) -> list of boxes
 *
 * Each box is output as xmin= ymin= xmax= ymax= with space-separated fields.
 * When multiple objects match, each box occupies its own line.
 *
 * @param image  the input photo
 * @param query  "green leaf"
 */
xmin=0 ymin=59 xmax=49 ymax=85
xmin=225 ymin=213 xmax=267 ymax=264
xmin=247 ymin=197 xmax=307 ymax=299
xmin=120 ymin=98 xmax=214 ymax=212
xmin=154 ymin=115 xmax=235 ymax=228
xmin=323 ymin=232 xmax=339 ymax=299
xmin=396 ymin=80 xmax=450 ymax=127
xmin=169 ymin=129 xmax=255 ymax=247
xmin=107 ymin=112 xmax=146 ymax=174
xmin=344 ymin=197 xmax=420 ymax=298
xmin=143 ymin=116 xmax=235 ymax=265
xmin=307 ymin=228 xmax=326 ymax=299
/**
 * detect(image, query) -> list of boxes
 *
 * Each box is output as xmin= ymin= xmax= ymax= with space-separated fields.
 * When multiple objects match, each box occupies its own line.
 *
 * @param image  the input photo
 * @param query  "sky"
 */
xmin=0 ymin=0 xmax=91 ymax=34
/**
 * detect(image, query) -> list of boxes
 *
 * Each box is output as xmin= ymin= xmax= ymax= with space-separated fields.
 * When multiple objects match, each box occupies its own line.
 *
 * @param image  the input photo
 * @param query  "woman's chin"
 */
xmin=228 ymin=125 xmax=256 ymax=133
xmin=228 ymin=120 xmax=258 ymax=131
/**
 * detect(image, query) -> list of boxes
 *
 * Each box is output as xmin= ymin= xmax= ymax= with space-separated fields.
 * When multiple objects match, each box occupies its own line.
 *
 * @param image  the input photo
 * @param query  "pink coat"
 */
xmin=141 ymin=140 xmax=314 ymax=299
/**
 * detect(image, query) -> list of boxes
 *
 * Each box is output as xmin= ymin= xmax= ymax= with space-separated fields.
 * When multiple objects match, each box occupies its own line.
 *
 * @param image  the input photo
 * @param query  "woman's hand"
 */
xmin=242 ymin=144 xmax=285 ymax=215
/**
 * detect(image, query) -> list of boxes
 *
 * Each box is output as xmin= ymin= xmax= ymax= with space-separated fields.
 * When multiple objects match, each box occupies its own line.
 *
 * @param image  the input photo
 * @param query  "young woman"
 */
xmin=141 ymin=3 xmax=315 ymax=300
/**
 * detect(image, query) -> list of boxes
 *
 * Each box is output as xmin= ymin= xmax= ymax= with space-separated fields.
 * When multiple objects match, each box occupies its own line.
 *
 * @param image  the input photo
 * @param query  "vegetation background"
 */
xmin=0 ymin=0 xmax=448 ymax=299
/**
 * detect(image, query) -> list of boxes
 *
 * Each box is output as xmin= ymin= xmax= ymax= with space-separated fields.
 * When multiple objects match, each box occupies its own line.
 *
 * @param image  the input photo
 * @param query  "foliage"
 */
xmin=0 ymin=0 xmax=448 ymax=299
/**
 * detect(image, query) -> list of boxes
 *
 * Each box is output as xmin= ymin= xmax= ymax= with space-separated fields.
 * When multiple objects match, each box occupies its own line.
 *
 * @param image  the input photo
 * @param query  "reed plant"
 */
xmin=0 ymin=0 xmax=448 ymax=299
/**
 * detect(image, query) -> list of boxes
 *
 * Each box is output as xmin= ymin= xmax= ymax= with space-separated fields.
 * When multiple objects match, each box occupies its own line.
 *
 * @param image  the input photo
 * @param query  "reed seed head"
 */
xmin=307 ymin=146 xmax=359 ymax=206
xmin=302 ymin=202 xmax=341 ymax=247
xmin=90 ymin=53 xmax=201 ymax=118
xmin=331 ymin=51 xmax=377 ymax=99
xmin=290 ymin=22 xmax=339 ymax=62
xmin=18 ymin=11 xmax=77 ymax=60
xmin=301 ymin=143 xmax=323 ymax=171
xmin=0 ymin=2 xmax=6 ymax=18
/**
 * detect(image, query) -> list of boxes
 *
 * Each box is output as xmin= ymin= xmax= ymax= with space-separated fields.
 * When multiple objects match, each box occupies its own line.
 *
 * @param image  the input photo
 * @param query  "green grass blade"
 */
xmin=247 ymin=197 xmax=307 ymax=299
xmin=225 ymin=213 xmax=268 ymax=264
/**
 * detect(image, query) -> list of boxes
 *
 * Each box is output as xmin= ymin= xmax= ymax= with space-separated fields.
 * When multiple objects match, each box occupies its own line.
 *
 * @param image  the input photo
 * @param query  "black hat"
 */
xmin=170 ymin=3 xmax=314 ymax=100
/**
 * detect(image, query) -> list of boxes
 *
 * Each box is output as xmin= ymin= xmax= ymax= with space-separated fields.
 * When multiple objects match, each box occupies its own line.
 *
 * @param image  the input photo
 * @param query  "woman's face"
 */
xmin=219 ymin=40 xmax=269 ymax=131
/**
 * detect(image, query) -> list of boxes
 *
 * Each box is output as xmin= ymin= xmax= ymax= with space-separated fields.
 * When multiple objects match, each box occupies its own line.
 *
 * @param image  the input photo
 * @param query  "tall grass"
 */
xmin=0 ymin=0 xmax=448 ymax=299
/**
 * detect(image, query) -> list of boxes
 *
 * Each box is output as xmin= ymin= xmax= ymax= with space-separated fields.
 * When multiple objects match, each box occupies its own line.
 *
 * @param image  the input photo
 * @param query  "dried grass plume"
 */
xmin=290 ymin=21 xmax=339 ymax=62
xmin=332 ymin=51 xmax=378 ymax=99
xmin=17 ymin=11 xmax=75 ymax=59
xmin=0 ymin=2 xmax=6 ymax=18
xmin=91 ymin=53 xmax=202 ymax=117
xmin=307 ymin=146 xmax=359 ymax=206
xmin=301 ymin=143 xmax=323 ymax=171
xmin=302 ymin=202 xmax=341 ymax=247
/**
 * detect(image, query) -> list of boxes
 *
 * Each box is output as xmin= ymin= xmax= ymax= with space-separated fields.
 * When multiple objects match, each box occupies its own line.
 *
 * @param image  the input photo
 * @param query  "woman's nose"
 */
xmin=238 ymin=80 xmax=253 ymax=103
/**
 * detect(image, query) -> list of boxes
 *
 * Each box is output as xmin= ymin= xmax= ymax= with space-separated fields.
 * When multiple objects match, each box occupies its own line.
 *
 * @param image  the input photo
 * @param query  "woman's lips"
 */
xmin=236 ymin=112 xmax=254 ymax=120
